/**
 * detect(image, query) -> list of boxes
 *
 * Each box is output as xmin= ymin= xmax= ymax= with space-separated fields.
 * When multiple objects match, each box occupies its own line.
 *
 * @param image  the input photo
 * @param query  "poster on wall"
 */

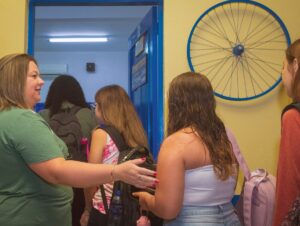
xmin=131 ymin=54 xmax=147 ymax=91
xmin=135 ymin=34 xmax=145 ymax=57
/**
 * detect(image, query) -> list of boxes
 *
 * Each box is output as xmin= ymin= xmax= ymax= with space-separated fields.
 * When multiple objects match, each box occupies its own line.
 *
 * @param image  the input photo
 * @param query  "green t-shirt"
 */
xmin=0 ymin=108 xmax=73 ymax=226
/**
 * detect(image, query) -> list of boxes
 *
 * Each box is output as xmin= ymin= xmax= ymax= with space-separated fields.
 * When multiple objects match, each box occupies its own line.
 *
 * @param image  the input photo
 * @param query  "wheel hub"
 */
xmin=233 ymin=44 xmax=244 ymax=57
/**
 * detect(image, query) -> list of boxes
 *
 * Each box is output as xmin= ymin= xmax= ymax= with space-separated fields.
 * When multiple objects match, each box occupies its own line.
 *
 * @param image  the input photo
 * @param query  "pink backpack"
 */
xmin=227 ymin=129 xmax=276 ymax=226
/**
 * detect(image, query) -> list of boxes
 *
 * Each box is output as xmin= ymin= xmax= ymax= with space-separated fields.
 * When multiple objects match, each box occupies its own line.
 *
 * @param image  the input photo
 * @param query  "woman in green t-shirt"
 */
xmin=0 ymin=53 xmax=157 ymax=226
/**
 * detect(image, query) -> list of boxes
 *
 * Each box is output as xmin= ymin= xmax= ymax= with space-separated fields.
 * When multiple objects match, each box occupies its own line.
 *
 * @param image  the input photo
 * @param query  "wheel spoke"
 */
xmin=187 ymin=1 xmax=290 ymax=100
xmin=206 ymin=55 xmax=233 ymax=82
xmin=244 ymin=52 xmax=279 ymax=82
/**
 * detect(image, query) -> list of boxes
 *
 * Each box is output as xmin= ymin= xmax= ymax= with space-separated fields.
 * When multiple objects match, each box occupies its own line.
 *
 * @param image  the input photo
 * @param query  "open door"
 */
xmin=128 ymin=7 xmax=163 ymax=159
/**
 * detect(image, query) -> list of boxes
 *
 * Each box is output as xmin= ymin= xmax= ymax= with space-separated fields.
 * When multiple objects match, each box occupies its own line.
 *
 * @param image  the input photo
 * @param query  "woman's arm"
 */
xmin=28 ymin=119 xmax=157 ymax=187
xmin=134 ymin=134 xmax=185 ymax=219
xmin=29 ymin=155 xmax=156 ymax=188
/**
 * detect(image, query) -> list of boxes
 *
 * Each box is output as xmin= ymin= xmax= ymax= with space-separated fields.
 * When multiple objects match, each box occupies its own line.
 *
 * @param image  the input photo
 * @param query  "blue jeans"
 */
xmin=164 ymin=203 xmax=241 ymax=226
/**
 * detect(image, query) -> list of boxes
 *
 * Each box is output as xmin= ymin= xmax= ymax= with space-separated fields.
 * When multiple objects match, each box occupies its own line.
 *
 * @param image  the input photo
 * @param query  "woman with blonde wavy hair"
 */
xmin=134 ymin=72 xmax=241 ymax=226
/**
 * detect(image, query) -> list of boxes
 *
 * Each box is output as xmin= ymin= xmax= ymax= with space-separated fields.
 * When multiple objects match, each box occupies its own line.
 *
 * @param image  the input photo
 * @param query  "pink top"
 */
xmin=92 ymin=133 xmax=119 ymax=214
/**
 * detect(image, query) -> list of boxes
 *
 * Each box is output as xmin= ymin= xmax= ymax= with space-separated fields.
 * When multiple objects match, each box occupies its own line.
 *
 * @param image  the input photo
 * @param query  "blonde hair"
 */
xmin=95 ymin=85 xmax=148 ymax=148
xmin=0 ymin=53 xmax=37 ymax=110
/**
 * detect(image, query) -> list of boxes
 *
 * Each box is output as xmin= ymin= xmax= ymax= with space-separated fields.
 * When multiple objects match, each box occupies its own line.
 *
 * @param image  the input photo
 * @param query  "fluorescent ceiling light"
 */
xmin=49 ymin=37 xmax=108 ymax=43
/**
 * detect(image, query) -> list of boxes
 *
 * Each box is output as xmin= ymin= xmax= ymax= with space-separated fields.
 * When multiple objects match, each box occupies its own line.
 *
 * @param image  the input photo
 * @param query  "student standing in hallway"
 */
xmin=134 ymin=72 xmax=241 ymax=226
xmin=273 ymin=39 xmax=300 ymax=225
xmin=81 ymin=85 xmax=150 ymax=226
xmin=39 ymin=74 xmax=98 ymax=226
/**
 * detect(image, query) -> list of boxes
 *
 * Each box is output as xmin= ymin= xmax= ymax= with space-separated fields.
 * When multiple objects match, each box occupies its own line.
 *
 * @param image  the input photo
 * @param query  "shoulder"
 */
xmin=15 ymin=109 xmax=43 ymax=121
xmin=92 ymin=127 xmax=108 ymax=140
xmin=160 ymin=128 xmax=200 ymax=157
xmin=77 ymin=107 xmax=94 ymax=118
xmin=164 ymin=128 xmax=200 ymax=145
xmin=38 ymin=108 xmax=50 ymax=121
xmin=5 ymin=109 xmax=51 ymax=139
xmin=75 ymin=107 xmax=97 ymax=124
xmin=78 ymin=107 xmax=93 ymax=113
xmin=281 ymin=109 xmax=300 ymax=138
xmin=2 ymin=108 xmax=40 ymax=124
xmin=282 ymin=108 xmax=300 ymax=125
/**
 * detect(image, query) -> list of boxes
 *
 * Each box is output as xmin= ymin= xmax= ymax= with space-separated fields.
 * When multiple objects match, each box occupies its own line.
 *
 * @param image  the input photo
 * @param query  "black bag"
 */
xmin=281 ymin=196 xmax=300 ymax=226
xmin=99 ymin=125 xmax=163 ymax=226
xmin=49 ymin=106 xmax=86 ymax=161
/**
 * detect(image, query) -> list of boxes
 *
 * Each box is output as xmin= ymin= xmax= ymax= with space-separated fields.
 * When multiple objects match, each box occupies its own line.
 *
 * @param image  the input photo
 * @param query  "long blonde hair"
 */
xmin=95 ymin=85 xmax=148 ymax=148
xmin=0 ymin=53 xmax=37 ymax=110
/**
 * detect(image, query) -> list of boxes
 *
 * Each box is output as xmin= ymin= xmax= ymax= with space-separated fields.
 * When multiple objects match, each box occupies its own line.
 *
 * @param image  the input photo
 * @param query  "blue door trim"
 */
xmin=29 ymin=0 xmax=161 ymax=4
xmin=128 ymin=7 xmax=163 ymax=159
xmin=28 ymin=0 xmax=164 ymax=158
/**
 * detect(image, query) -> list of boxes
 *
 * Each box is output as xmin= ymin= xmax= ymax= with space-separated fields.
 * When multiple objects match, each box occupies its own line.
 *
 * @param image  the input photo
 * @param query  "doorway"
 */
xmin=28 ymin=0 xmax=163 ymax=159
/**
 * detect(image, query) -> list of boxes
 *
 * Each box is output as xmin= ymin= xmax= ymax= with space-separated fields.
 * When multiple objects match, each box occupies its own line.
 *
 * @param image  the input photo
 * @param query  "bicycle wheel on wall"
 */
xmin=187 ymin=0 xmax=291 ymax=101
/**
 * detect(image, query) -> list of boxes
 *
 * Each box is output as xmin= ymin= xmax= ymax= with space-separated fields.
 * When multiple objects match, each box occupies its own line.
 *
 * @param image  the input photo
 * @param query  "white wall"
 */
xmin=35 ymin=51 xmax=128 ymax=102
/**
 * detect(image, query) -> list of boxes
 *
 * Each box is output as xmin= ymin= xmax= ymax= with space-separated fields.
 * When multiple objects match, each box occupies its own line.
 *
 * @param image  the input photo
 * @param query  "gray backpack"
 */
xmin=49 ymin=106 xmax=86 ymax=161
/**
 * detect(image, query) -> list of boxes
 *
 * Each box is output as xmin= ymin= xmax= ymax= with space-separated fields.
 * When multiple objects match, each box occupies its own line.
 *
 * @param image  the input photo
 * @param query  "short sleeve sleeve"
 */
xmin=9 ymin=110 xmax=67 ymax=164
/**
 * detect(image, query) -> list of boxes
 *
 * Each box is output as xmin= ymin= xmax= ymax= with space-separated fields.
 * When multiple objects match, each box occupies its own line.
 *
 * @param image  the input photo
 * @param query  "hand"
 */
xmin=114 ymin=158 xmax=158 ymax=188
xmin=132 ymin=191 xmax=154 ymax=211
xmin=80 ymin=209 xmax=90 ymax=226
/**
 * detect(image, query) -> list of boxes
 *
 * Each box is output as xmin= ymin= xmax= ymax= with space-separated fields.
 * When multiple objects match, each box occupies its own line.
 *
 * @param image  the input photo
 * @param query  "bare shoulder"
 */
xmin=160 ymin=128 xmax=209 ymax=168
xmin=92 ymin=128 xmax=107 ymax=140
xmin=160 ymin=128 xmax=201 ymax=158
xmin=165 ymin=128 xmax=197 ymax=142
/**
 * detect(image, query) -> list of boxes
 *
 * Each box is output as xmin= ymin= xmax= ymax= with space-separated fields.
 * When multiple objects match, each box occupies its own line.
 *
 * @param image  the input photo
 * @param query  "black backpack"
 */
xmin=99 ymin=125 xmax=163 ymax=226
xmin=49 ymin=106 xmax=86 ymax=161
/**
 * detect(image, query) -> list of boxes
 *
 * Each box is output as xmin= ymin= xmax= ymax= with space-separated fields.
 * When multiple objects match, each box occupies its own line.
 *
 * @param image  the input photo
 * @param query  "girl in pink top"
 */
xmin=80 ymin=85 xmax=149 ymax=226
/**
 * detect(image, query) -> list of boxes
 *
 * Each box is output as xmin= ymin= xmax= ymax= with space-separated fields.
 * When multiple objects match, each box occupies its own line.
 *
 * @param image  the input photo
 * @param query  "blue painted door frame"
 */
xmin=128 ymin=7 xmax=162 ymax=159
xmin=28 ymin=0 xmax=164 ymax=159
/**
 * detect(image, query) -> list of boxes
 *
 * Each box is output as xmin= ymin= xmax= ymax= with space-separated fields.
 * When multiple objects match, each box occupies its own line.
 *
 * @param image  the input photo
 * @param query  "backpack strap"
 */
xmin=281 ymin=102 xmax=300 ymax=117
xmin=226 ymin=128 xmax=251 ymax=181
xmin=99 ymin=124 xmax=129 ymax=152
xmin=100 ymin=185 xmax=110 ymax=214
xmin=97 ymin=124 xmax=128 ymax=213
xmin=243 ymin=169 xmax=269 ymax=226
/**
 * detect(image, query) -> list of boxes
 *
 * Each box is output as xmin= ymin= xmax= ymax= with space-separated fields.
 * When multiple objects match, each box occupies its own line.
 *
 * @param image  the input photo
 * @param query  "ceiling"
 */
xmin=34 ymin=6 xmax=152 ymax=52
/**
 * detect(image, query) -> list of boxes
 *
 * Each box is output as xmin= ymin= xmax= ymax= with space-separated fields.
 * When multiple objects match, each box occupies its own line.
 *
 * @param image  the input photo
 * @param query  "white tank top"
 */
xmin=183 ymin=165 xmax=236 ymax=206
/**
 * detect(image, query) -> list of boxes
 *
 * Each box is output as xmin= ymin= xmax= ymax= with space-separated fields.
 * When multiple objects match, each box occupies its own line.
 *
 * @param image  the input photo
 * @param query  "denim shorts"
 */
xmin=164 ymin=203 xmax=241 ymax=226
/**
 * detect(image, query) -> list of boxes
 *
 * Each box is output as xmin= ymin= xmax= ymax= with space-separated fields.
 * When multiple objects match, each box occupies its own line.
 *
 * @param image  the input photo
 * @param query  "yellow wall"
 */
xmin=1 ymin=0 xmax=300 ymax=191
xmin=0 ymin=0 xmax=27 ymax=57
xmin=164 ymin=0 xmax=300 ymax=190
